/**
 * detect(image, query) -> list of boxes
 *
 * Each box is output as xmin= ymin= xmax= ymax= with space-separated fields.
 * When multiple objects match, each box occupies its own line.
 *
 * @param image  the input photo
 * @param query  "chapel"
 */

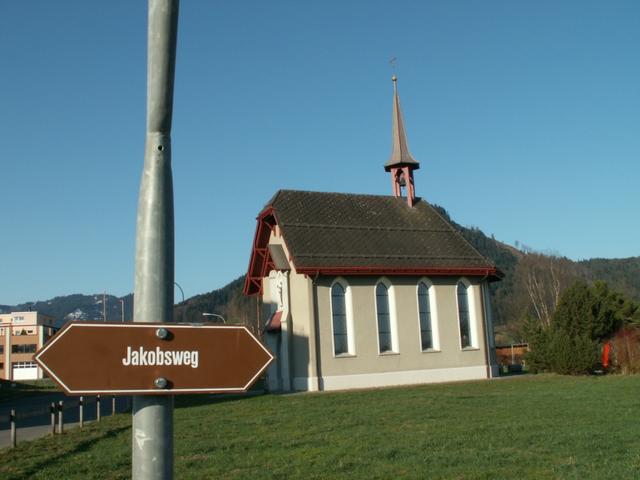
xmin=244 ymin=77 xmax=502 ymax=392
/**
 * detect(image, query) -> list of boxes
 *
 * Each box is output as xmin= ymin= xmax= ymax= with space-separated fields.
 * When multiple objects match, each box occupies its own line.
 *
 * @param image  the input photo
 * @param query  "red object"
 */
xmin=295 ymin=265 xmax=500 ymax=277
xmin=265 ymin=311 xmax=283 ymax=333
xmin=602 ymin=342 xmax=611 ymax=369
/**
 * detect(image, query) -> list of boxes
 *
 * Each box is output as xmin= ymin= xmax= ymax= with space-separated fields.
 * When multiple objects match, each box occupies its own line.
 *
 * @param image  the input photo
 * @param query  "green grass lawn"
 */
xmin=1 ymin=374 xmax=640 ymax=479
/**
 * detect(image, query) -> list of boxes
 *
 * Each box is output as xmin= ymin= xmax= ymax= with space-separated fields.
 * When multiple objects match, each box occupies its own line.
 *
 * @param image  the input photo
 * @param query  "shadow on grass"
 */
xmin=13 ymin=425 xmax=130 ymax=480
xmin=498 ymin=370 xmax=530 ymax=377
xmin=174 ymin=391 xmax=268 ymax=410
xmin=0 ymin=379 xmax=59 ymax=404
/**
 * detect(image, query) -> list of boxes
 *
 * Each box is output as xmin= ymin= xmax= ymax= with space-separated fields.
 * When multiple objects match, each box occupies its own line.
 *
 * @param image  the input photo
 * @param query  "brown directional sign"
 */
xmin=34 ymin=322 xmax=274 ymax=395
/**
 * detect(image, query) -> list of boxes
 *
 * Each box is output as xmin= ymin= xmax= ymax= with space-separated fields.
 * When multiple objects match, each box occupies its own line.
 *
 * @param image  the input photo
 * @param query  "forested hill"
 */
xmin=2 ymin=205 xmax=638 ymax=341
xmin=175 ymin=206 xmax=640 ymax=337
xmin=173 ymin=276 xmax=252 ymax=325
xmin=435 ymin=207 xmax=640 ymax=330
xmin=577 ymin=257 xmax=640 ymax=303
xmin=431 ymin=205 xmax=521 ymax=281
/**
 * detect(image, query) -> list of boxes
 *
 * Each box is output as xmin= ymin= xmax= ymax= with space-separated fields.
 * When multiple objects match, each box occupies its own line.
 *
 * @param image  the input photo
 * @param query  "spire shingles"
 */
xmin=384 ymin=76 xmax=420 ymax=172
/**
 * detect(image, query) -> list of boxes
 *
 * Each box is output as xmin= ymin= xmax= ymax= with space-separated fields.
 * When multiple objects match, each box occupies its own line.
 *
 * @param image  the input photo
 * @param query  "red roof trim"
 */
xmin=295 ymin=266 xmax=503 ymax=280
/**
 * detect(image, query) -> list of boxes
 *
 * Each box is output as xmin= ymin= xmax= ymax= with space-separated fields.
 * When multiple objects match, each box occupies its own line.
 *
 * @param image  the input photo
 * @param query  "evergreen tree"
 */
xmin=526 ymin=280 xmax=629 ymax=374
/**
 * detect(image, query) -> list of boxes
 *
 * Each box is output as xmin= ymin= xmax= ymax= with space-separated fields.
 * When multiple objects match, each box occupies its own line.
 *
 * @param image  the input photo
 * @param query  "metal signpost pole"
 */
xmin=133 ymin=1 xmax=179 ymax=479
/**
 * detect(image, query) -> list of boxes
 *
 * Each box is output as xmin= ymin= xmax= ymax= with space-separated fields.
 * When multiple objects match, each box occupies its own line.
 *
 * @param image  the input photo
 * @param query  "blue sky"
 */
xmin=1 ymin=1 xmax=639 ymax=306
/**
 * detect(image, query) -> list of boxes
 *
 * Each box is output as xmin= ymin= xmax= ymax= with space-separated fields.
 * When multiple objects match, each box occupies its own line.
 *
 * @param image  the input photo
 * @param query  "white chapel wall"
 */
xmin=313 ymin=276 xmax=490 ymax=390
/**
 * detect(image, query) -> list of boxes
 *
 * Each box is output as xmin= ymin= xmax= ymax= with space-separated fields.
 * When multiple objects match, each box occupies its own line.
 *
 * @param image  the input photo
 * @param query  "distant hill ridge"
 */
xmin=0 ymin=294 xmax=134 ymax=327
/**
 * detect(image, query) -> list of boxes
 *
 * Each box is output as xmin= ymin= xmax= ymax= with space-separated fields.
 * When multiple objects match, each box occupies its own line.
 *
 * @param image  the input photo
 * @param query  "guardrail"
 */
xmin=2 ymin=395 xmax=132 ymax=448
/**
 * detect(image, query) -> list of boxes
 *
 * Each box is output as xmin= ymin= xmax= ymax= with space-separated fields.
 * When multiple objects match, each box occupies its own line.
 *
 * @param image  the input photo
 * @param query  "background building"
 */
xmin=0 ymin=311 xmax=57 ymax=381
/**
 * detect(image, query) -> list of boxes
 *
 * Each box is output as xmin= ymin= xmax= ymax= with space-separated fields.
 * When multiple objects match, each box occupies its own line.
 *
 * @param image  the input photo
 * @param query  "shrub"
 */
xmin=547 ymin=330 xmax=598 ymax=375
xmin=527 ymin=325 xmax=599 ymax=375
xmin=523 ymin=316 xmax=550 ymax=373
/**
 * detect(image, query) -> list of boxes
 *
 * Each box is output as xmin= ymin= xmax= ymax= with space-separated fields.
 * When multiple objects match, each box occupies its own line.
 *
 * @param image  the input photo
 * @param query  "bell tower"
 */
xmin=384 ymin=76 xmax=420 ymax=207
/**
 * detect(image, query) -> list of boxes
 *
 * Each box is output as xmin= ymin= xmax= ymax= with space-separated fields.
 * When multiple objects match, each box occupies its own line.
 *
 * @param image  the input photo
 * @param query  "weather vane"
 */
xmin=389 ymin=56 xmax=398 ymax=81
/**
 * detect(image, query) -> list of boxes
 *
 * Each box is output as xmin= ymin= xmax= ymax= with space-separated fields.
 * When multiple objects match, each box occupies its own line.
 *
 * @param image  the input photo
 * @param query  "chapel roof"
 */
xmin=244 ymin=189 xmax=501 ymax=295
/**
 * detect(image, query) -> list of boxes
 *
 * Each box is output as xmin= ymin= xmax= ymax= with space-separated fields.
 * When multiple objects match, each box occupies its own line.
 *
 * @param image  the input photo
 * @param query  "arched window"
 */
xmin=457 ymin=282 xmax=472 ymax=348
xmin=376 ymin=282 xmax=393 ymax=353
xmin=418 ymin=282 xmax=433 ymax=350
xmin=331 ymin=282 xmax=349 ymax=355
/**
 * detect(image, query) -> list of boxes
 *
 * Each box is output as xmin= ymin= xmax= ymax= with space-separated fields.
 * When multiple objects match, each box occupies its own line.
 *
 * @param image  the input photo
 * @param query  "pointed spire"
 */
xmin=385 ymin=76 xmax=419 ymax=207
xmin=384 ymin=75 xmax=420 ymax=172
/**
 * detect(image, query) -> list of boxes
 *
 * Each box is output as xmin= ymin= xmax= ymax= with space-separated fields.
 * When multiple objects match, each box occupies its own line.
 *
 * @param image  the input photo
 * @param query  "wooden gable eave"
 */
xmin=243 ymin=207 xmax=279 ymax=296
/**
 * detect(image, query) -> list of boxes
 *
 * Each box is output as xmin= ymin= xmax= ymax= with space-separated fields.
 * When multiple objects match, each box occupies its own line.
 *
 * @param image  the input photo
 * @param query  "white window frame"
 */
xmin=374 ymin=278 xmax=399 ymax=354
xmin=416 ymin=278 xmax=440 ymax=352
xmin=329 ymin=278 xmax=355 ymax=357
xmin=456 ymin=278 xmax=478 ymax=349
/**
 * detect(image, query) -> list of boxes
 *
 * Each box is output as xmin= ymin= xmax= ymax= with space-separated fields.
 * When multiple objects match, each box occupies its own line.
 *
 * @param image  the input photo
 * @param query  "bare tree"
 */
xmin=515 ymin=252 xmax=582 ymax=328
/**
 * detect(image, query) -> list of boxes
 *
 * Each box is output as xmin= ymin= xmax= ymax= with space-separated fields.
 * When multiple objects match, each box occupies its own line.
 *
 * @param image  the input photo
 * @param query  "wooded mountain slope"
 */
xmin=3 ymin=206 xmax=637 ymax=343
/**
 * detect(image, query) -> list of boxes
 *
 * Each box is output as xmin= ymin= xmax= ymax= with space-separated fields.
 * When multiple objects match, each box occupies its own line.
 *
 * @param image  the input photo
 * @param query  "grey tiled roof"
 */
xmin=267 ymin=190 xmax=497 ymax=273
